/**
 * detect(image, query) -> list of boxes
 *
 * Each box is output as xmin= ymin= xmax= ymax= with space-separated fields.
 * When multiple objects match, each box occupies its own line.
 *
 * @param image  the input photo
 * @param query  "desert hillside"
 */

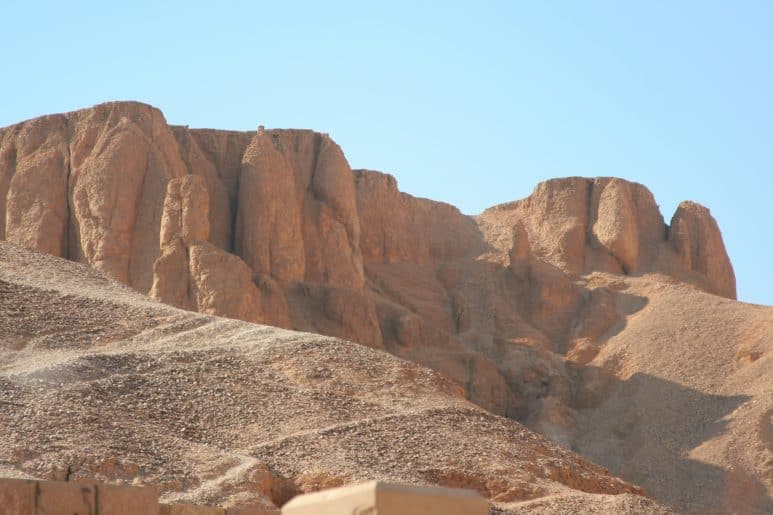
xmin=1 ymin=102 xmax=771 ymax=513
xmin=0 ymin=241 xmax=669 ymax=514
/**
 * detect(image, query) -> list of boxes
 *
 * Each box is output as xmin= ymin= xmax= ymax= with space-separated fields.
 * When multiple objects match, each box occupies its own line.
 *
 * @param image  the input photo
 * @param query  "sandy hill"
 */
xmin=0 ymin=241 xmax=666 ymax=514
xmin=1 ymin=102 xmax=771 ymax=513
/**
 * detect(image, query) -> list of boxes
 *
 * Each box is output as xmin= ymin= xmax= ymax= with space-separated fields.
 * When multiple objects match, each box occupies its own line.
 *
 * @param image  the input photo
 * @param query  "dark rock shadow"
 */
xmin=574 ymin=369 xmax=770 ymax=514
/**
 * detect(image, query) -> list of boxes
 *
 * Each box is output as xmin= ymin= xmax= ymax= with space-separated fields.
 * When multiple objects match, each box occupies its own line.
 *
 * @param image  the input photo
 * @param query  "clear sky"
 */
xmin=2 ymin=1 xmax=771 ymax=305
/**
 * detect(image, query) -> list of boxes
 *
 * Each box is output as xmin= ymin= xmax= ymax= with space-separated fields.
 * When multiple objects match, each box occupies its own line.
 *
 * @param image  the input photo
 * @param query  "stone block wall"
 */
xmin=0 ymin=477 xmax=482 ymax=514
xmin=0 ymin=478 xmax=261 ymax=515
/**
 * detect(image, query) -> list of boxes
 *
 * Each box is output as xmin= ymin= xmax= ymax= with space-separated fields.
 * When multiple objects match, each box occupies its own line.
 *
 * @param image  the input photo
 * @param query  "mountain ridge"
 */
xmin=1 ymin=101 xmax=769 ymax=513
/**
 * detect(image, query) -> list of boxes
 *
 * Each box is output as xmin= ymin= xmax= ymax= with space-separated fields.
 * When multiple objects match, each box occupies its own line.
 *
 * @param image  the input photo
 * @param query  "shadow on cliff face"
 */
xmin=564 ymin=289 xmax=649 ymax=362
xmin=574 ymin=369 xmax=770 ymax=514
xmin=363 ymin=233 xmax=770 ymax=513
xmin=361 ymin=203 xmax=653 ymax=418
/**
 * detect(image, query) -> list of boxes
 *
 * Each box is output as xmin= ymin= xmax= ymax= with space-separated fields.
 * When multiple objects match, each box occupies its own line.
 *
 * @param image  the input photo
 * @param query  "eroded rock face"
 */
xmin=67 ymin=102 xmax=188 ymax=291
xmin=150 ymin=175 xmax=278 ymax=325
xmin=482 ymin=177 xmax=669 ymax=278
xmin=287 ymin=131 xmax=363 ymax=289
xmin=188 ymin=241 xmax=270 ymax=324
xmin=2 ymin=102 xmax=758 ymax=514
xmin=0 ymin=102 xmax=738 ymax=437
xmin=354 ymin=169 xmax=481 ymax=264
xmin=236 ymin=130 xmax=306 ymax=282
xmin=668 ymin=200 xmax=736 ymax=298
xmin=170 ymin=126 xmax=234 ymax=252
xmin=0 ymin=115 xmax=70 ymax=258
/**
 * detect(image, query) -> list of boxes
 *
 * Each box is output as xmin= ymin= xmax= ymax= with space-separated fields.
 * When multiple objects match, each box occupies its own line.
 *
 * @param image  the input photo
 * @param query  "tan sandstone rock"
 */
xmin=170 ymin=126 xmax=233 ymax=252
xmin=592 ymin=178 xmax=641 ymax=273
xmin=0 ymin=103 xmax=750 ymax=513
xmin=188 ymin=241 xmax=273 ymax=324
xmin=236 ymin=131 xmax=305 ymax=282
xmin=0 ymin=115 xmax=70 ymax=258
xmin=354 ymin=169 xmax=481 ymax=264
xmin=288 ymin=132 xmax=363 ymax=289
xmin=67 ymin=102 xmax=188 ymax=292
xmin=151 ymin=175 xmax=277 ymax=325
xmin=668 ymin=200 xmax=737 ymax=298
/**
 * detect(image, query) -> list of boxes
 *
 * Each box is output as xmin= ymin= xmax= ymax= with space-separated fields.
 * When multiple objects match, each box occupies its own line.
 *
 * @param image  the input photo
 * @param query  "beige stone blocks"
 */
xmin=0 ymin=479 xmax=156 ymax=515
xmin=37 ymin=480 xmax=96 ymax=515
xmin=281 ymin=481 xmax=488 ymax=515
xmin=0 ymin=478 xmax=37 ymax=515
xmin=97 ymin=484 xmax=158 ymax=515
xmin=0 ymin=478 xmax=485 ymax=515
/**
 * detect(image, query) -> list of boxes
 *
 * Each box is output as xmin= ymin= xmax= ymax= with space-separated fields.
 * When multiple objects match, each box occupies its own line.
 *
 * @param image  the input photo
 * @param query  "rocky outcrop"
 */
xmin=235 ymin=130 xmax=364 ymax=288
xmin=149 ymin=175 xmax=205 ymax=311
xmin=149 ymin=175 xmax=280 ymax=325
xmin=0 ymin=101 xmax=738 ymax=438
xmin=353 ymin=169 xmax=481 ymax=264
xmin=0 ymin=114 xmax=70 ymax=259
xmin=284 ymin=130 xmax=363 ymax=289
xmin=668 ymin=200 xmax=736 ymax=298
xmin=169 ymin=126 xmax=235 ymax=252
xmin=481 ymin=177 xmax=671 ymax=278
xmin=67 ymin=103 xmax=188 ymax=291
xmin=236 ymin=129 xmax=306 ymax=282
xmin=3 ymin=102 xmax=762 ymax=514
xmin=591 ymin=178 xmax=664 ymax=274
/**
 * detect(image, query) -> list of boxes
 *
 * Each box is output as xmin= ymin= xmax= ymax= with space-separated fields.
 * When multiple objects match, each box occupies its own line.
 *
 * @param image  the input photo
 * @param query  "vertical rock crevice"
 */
xmin=63 ymin=114 xmax=73 ymax=260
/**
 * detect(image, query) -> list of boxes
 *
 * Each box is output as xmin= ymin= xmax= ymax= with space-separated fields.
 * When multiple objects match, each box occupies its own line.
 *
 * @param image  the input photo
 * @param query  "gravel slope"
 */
xmin=0 ymin=242 xmax=665 ymax=513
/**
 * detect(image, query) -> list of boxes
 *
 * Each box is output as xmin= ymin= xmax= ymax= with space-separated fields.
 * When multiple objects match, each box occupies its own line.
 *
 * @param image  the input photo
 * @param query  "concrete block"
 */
xmin=281 ymin=481 xmax=488 ymax=515
xmin=0 ymin=478 xmax=36 ymax=515
xmin=37 ymin=480 xmax=96 ymax=515
xmin=166 ymin=504 xmax=226 ymax=515
xmin=96 ymin=484 xmax=158 ymax=515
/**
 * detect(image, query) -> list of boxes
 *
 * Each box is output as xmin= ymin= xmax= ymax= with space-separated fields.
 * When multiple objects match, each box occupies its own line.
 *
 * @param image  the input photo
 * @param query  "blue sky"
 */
xmin=2 ymin=1 xmax=771 ymax=305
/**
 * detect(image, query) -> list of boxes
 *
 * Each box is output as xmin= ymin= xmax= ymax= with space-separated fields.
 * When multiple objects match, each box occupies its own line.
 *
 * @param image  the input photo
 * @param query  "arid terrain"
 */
xmin=1 ymin=102 xmax=771 ymax=513
xmin=0 ymin=241 xmax=667 ymax=514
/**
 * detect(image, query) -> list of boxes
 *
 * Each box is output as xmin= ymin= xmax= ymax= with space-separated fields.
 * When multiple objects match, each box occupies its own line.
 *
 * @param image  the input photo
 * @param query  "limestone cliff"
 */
xmin=0 ymin=100 xmax=736 ymax=426
xmin=2 ymin=102 xmax=764 ymax=514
